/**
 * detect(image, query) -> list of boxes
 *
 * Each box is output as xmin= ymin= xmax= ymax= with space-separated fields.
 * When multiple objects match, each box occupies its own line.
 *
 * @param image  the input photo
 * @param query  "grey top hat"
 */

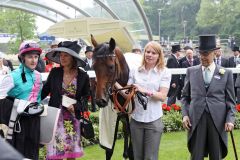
xmin=198 ymin=35 xmax=220 ymax=53
xmin=46 ymin=41 xmax=86 ymax=67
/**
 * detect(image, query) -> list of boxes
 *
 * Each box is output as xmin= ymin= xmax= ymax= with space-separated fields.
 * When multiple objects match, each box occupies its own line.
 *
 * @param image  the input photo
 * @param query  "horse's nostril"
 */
xmin=96 ymin=99 xmax=108 ymax=108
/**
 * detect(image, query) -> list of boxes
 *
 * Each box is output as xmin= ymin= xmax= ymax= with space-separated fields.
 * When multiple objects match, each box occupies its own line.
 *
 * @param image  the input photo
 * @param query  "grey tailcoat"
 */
xmin=181 ymin=64 xmax=236 ymax=158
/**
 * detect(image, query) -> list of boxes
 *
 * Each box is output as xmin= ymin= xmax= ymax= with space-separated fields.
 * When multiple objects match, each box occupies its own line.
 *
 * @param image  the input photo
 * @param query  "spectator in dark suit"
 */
xmin=228 ymin=46 xmax=240 ymax=100
xmin=214 ymin=48 xmax=228 ymax=68
xmin=84 ymin=46 xmax=97 ymax=112
xmin=179 ymin=48 xmax=200 ymax=100
xmin=84 ymin=46 xmax=93 ymax=70
xmin=166 ymin=44 xmax=181 ymax=106
xmin=228 ymin=46 xmax=240 ymax=68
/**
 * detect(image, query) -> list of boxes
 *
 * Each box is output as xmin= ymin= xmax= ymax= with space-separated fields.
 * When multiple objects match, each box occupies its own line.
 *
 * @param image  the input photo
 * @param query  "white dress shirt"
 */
xmin=87 ymin=58 xmax=92 ymax=68
xmin=128 ymin=66 xmax=171 ymax=123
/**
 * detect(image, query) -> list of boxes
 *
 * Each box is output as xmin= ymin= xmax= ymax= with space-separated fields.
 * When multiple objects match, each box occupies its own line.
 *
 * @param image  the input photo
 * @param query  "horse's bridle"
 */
xmin=93 ymin=49 xmax=118 ymax=103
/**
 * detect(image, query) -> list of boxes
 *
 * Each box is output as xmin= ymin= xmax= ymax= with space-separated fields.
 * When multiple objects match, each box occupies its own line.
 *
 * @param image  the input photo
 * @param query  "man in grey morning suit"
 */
xmin=181 ymin=35 xmax=236 ymax=160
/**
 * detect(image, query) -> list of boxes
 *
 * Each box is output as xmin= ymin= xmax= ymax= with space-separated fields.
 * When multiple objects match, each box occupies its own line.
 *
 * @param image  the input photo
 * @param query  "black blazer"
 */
xmin=214 ymin=57 xmax=229 ymax=68
xmin=84 ymin=58 xmax=93 ymax=71
xmin=166 ymin=54 xmax=181 ymax=96
xmin=41 ymin=67 xmax=90 ymax=111
xmin=181 ymin=59 xmax=199 ymax=68
xmin=228 ymin=56 xmax=236 ymax=68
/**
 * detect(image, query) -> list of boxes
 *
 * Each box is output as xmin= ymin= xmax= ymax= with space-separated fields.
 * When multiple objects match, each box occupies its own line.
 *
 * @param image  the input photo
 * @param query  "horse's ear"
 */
xmin=109 ymin=38 xmax=116 ymax=52
xmin=91 ymin=34 xmax=98 ymax=47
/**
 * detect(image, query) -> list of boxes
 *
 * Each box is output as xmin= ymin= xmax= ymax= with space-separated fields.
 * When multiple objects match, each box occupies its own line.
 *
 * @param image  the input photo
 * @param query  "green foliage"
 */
xmin=39 ymin=146 xmax=46 ymax=160
xmin=143 ymin=0 xmax=240 ymax=42
xmin=162 ymin=110 xmax=184 ymax=132
xmin=143 ymin=0 xmax=201 ymax=39
xmin=234 ymin=112 xmax=240 ymax=129
xmin=0 ymin=9 xmax=36 ymax=54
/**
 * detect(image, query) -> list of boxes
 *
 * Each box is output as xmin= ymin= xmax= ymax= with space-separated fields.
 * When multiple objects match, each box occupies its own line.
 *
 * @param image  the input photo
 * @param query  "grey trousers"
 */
xmin=190 ymin=111 xmax=222 ymax=160
xmin=130 ymin=118 xmax=164 ymax=160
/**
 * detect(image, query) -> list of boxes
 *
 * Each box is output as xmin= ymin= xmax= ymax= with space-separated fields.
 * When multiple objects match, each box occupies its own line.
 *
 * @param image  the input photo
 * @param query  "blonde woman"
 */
xmin=128 ymin=41 xmax=171 ymax=160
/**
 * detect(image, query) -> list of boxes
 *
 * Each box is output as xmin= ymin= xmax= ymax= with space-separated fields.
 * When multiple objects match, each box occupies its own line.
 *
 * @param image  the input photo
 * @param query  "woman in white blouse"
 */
xmin=0 ymin=52 xmax=10 ymax=75
xmin=128 ymin=41 xmax=171 ymax=160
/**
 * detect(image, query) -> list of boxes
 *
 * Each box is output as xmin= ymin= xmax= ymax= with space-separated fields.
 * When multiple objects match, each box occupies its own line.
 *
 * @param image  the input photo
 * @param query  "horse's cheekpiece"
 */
xmin=21 ymin=102 xmax=44 ymax=117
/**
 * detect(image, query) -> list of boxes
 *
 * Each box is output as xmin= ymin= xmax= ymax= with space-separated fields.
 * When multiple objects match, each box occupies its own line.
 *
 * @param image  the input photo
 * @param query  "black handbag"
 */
xmin=77 ymin=96 xmax=95 ymax=139
xmin=80 ymin=116 xmax=95 ymax=139
xmin=21 ymin=102 xmax=44 ymax=117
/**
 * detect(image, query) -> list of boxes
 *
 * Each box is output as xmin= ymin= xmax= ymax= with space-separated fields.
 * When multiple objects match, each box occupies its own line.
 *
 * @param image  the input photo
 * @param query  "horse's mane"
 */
xmin=114 ymin=47 xmax=129 ymax=86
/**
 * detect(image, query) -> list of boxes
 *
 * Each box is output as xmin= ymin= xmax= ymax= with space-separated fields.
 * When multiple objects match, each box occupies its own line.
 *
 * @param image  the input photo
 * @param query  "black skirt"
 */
xmin=0 ymin=98 xmax=40 ymax=160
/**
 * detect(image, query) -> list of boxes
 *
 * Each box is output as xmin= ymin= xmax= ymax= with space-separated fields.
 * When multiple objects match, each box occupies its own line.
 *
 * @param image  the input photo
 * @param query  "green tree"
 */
xmin=0 ymin=9 xmax=36 ymax=54
xmin=142 ymin=0 xmax=201 ymax=40
xmin=196 ymin=0 xmax=240 ymax=45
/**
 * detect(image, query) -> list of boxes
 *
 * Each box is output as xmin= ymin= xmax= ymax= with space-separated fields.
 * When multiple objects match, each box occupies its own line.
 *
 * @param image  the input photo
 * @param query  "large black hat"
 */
xmin=46 ymin=41 xmax=86 ymax=67
xmin=232 ymin=46 xmax=240 ymax=52
xmin=85 ymin=46 xmax=93 ymax=53
xmin=198 ymin=35 xmax=220 ymax=53
xmin=171 ymin=44 xmax=181 ymax=53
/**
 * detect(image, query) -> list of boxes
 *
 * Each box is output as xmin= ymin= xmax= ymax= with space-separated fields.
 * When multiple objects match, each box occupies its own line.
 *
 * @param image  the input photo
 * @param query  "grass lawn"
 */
xmin=80 ymin=131 xmax=240 ymax=160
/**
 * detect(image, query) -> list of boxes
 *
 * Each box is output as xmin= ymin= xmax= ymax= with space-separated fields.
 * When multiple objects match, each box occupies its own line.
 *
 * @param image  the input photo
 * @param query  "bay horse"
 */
xmin=91 ymin=35 xmax=134 ymax=160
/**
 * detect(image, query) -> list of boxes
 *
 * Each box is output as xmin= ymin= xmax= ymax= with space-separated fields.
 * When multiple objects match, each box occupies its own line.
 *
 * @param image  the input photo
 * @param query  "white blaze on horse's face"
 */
xmin=144 ymin=46 xmax=159 ymax=67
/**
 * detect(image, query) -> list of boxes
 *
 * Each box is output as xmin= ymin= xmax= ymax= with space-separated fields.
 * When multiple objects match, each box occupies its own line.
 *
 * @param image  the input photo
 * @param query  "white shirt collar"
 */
xmin=138 ymin=65 xmax=159 ymax=73
xmin=202 ymin=62 xmax=216 ymax=72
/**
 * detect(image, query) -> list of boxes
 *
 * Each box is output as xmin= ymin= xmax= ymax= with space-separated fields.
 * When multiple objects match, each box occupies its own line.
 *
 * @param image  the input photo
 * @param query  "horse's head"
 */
xmin=91 ymin=35 xmax=129 ymax=108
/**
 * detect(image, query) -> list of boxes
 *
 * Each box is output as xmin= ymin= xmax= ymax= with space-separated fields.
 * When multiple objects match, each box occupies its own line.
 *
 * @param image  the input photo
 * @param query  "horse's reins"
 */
xmin=112 ymin=85 xmax=136 ymax=114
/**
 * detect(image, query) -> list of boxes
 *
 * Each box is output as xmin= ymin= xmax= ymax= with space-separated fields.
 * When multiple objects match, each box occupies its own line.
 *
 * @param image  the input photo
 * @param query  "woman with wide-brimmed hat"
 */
xmin=42 ymin=41 xmax=90 ymax=159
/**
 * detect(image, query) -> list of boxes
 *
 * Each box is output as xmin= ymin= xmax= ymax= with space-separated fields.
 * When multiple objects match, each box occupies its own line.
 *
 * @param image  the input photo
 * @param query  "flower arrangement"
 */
xmin=81 ymin=111 xmax=91 ymax=119
xmin=162 ymin=103 xmax=181 ymax=112
xmin=236 ymin=104 xmax=240 ymax=112
xmin=219 ymin=68 xmax=225 ymax=75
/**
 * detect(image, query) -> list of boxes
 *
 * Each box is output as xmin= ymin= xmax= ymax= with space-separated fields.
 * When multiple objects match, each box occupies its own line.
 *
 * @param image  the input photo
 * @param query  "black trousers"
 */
xmin=190 ymin=111 xmax=222 ymax=160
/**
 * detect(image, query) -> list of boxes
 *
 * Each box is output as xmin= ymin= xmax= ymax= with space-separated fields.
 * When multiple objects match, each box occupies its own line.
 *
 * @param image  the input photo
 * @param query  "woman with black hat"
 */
xmin=0 ymin=40 xmax=43 ymax=159
xmin=42 ymin=41 xmax=90 ymax=159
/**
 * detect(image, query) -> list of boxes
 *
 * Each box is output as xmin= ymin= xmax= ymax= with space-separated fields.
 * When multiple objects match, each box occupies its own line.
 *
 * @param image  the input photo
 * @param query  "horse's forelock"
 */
xmin=93 ymin=42 xmax=115 ymax=59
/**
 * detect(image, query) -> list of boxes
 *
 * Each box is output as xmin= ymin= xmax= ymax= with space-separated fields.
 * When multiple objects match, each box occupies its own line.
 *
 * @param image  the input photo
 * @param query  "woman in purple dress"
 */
xmin=42 ymin=41 xmax=90 ymax=159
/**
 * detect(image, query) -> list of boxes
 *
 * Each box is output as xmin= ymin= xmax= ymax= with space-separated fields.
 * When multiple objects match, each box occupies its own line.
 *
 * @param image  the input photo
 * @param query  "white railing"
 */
xmin=41 ymin=68 xmax=240 ymax=82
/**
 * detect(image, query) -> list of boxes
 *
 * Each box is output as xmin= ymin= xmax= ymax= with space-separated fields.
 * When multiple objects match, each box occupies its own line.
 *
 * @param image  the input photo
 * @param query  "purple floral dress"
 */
xmin=46 ymin=77 xmax=83 ymax=159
